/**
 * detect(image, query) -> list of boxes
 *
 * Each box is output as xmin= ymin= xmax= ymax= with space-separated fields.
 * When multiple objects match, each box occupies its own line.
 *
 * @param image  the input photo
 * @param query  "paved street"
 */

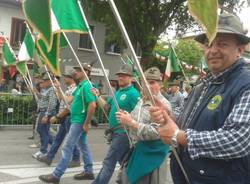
xmin=0 ymin=127 xmax=173 ymax=184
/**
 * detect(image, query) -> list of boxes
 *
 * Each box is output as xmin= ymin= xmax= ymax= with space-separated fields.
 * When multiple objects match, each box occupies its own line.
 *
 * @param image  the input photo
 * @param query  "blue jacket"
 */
xmin=172 ymin=59 xmax=250 ymax=184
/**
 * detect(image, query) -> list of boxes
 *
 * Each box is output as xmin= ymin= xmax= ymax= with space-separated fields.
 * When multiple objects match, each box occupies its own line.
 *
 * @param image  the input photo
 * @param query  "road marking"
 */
xmin=0 ymin=162 xmax=119 ymax=184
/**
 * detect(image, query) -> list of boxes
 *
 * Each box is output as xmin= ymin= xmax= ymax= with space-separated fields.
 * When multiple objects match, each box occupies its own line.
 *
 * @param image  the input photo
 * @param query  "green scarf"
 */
xmin=126 ymin=139 xmax=170 ymax=184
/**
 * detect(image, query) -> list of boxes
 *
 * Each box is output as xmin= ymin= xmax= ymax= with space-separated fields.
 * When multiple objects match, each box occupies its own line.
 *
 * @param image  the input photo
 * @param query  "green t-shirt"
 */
xmin=70 ymin=80 xmax=96 ymax=124
xmin=108 ymin=85 xmax=140 ymax=133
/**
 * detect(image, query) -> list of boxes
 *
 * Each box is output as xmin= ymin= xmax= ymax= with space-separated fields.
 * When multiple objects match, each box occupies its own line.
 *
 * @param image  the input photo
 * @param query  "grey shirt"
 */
xmin=129 ymin=93 xmax=172 ymax=144
xmin=168 ymin=91 xmax=184 ymax=118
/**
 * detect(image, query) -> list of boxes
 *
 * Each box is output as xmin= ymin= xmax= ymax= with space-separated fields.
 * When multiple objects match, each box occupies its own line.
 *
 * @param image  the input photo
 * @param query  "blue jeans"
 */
xmin=36 ymin=112 xmax=54 ymax=154
xmin=92 ymin=133 xmax=130 ymax=184
xmin=53 ymin=123 xmax=94 ymax=178
xmin=47 ymin=116 xmax=80 ymax=161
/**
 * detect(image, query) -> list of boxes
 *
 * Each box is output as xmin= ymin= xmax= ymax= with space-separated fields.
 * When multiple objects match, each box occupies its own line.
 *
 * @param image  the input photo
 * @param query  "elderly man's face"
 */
xmin=147 ymin=80 xmax=161 ymax=95
xmin=204 ymin=33 xmax=246 ymax=74
xmin=170 ymin=85 xmax=179 ymax=93
xmin=41 ymin=80 xmax=51 ymax=88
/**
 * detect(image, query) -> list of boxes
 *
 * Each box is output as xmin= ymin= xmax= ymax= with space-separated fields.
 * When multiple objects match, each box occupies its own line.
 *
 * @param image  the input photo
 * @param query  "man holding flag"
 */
xmin=39 ymin=64 xmax=96 ymax=183
xmin=91 ymin=64 xmax=140 ymax=184
xmin=150 ymin=13 xmax=250 ymax=183
xmin=32 ymin=73 xmax=58 ymax=159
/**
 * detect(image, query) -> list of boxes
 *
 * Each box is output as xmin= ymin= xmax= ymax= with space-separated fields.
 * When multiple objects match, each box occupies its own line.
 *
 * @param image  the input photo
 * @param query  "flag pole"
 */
xmin=61 ymin=32 xmax=110 ymax=120
xmin=77 ymin=0 xmax=133 ymax=146
xmin=25 ymin=23 xmax=68 ymax=106
xmin=77 ymin=0 xmax=120 ymax=111
xmin=108 ymin=0 xmax=155 ymax=105
xmin=170 ymin=44 xmax=190 ymax=84
xmin=108 ymin=1 xmax=190 ymax=182
xmin=17 ymin=40 xmax=34 ymax=88
xmin=61 ymin=32 xmax=92 ymax=86
xmin=3 ymin=36 xmax=34 ymax=90
xmin=25 ymin=64 xmax=34 ymax=87
xmin=43 ymin=65 xmax=65 ymax=102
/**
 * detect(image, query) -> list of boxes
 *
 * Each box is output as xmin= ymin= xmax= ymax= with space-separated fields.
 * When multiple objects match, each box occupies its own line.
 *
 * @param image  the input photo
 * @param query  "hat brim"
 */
xmin=146 ymin=76 xmax=162 ymax=81
xmin=42 ymin=78 xmax=50 ymax=81
xmin=73 ymin=66 xmax=91 ymax=72
xmin=62 ymin=74 xmax=73 ymax=78
xmin=194 ymin=29 xmax=250 ymax=45
xmin=73 ymin=66 xmax=81 ymax=70
xmin=115 ymin=72 xmax=132 ymax=76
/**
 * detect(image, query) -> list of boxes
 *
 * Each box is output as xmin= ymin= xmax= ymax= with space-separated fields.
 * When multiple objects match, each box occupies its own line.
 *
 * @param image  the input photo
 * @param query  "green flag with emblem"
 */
xmin=36 ymin=33 xmax=61 ymax=76
xmin=22 ymin=0 xmax=52 ymax=51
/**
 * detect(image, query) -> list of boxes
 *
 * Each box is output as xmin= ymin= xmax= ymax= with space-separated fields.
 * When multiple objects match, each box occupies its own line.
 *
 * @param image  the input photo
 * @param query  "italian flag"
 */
xmin=51 ymin=0 xmax=88 ymax=34
xmin=18 ymin=29 xmax=35 ymax=62
xmin=2 ymin=40 xmax=22 ymax=77
xmin=2 ymin=41 xmax=16 ymax=65
xmin=164 ymin=46 xmax=181 ymax=79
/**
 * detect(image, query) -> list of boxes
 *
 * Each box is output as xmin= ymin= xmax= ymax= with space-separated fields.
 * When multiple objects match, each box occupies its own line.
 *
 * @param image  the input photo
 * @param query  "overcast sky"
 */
xmin=239 ymin=7 xmax=250 ymax=36
xmin=161 ymin=6 xmax=250 ymax=41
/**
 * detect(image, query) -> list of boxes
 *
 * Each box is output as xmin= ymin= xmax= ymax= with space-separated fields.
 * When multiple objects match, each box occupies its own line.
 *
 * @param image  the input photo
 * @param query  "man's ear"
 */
xmin=238 ymin=44 xmax=246 ymax=56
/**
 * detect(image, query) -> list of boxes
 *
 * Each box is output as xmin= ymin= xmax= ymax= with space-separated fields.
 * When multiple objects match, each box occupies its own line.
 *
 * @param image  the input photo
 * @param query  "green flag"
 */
xmin=188 ymin=0 xmax=218 ymax=44
xmin=18 ymin=29 xmax=35 ymax=62
xmin=36 ymin=33 xmax=61 ymax=76
xmin=16 ymin=61 xmax=28 ymax=77
xmin=22 ymin=0 xmax=53 ymax=51
xmin=2 ymin=42 xmax=16 ymax=65
xmin=51 ymin=0 xmax=88 ymax=34
xmin=164 ymin=47 xmax=181 ymax=79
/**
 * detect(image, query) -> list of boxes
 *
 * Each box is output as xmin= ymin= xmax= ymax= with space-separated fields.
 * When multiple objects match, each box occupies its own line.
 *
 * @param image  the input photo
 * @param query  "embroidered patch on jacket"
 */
xmin=207 ymin=95 xmax=222 ymax=110
xmin=120 ymin=94 xmax=127 ymax=101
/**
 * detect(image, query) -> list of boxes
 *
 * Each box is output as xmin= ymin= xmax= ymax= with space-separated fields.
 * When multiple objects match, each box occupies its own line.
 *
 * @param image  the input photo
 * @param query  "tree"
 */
xmin=153 ymin=39 xmax=203 ymax=76
xmin=175 ymin=39 xmax=203 ymax=67
xmin=83 ymin=0 xmax=249 ymax=68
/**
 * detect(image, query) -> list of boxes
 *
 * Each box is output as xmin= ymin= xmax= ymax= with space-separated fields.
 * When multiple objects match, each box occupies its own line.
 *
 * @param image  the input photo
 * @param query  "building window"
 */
xmin=10 ymin=18 xmax=26 ymax=48
xmin=79 ymin=25 xmax=94 ymax=49
xmin=105 ymin=41 xmax=121 ymax=54
xmin=105 ymin=28 xmax=121 ymax=54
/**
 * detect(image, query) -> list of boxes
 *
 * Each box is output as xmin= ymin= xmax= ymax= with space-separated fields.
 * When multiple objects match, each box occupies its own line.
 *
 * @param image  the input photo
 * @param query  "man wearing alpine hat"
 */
xmin=150 ymin=12 xmax=250 ymax=184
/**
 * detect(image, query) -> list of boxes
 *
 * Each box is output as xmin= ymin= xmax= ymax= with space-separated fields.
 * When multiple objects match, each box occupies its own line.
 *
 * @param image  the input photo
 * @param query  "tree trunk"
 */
xmin=140 ymin=42 xmax=157 ymax=69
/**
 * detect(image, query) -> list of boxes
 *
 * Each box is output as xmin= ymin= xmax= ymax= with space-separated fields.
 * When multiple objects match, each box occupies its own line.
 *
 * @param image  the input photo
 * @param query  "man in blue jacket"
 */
xmin=150 ymin=12 xmax=250 ymax=184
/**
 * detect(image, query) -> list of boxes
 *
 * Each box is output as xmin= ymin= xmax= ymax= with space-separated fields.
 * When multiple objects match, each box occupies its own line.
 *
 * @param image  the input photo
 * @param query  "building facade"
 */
xmin=0 ymin=0 xmax=133 ymax=94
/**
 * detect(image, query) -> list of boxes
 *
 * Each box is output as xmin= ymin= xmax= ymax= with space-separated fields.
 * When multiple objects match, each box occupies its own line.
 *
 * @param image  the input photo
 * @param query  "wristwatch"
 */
xmin=171 ymin=128 xmax=180 ymax=147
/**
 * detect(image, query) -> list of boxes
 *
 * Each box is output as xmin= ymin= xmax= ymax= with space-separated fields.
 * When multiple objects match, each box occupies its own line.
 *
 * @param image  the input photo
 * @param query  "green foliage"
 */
xmin=0 ymin=94 xmax=36 ymax=125
xmin=175 ymin=39 xmax=203 ymax=66
xmin=82 ymin=0 xmax=249 ymax=68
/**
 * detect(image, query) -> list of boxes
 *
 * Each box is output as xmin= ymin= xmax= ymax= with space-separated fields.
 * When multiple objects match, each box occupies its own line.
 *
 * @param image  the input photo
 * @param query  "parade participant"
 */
xmin=37 ymin=69 xmax=81 ymax=168
xmin=167 ymin=80 xmax=184 ymax=118
xmin=116 ymin=67 xmax=172 ymax=184
xmin=39 ymin=63 xmax=96 ymax=183
xmin=150 ymin=13 xmax=250 ymax=184
xmin=32 ymin=73 xmax=57 ymax=159
xmin=91 ymin=64 xmax=140 ymax=184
